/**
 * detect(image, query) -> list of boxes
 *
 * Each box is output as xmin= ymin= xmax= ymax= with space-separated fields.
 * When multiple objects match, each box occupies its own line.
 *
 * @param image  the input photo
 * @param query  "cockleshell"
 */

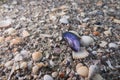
xmin=76 ymin=66 xmax=89 ymax=77
xmin=62 ymin=31 xmax=81 ymax=52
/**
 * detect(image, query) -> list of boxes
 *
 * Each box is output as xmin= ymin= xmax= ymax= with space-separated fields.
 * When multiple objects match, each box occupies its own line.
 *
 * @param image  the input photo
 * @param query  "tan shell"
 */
xmin=32 ymin=52 xmax=42 ymax=61
xmin=32 ymin=65 xmax=40 ymax=74
xmin=10 ymin=37 xmax=22 ymax=45
xmin=76 ymin=66 xmax=89 ymax=77
xmin=36 ymin=62 xmax=44 ymax=68
xmin=20 ymin=62 xmax=27 ymax=69
xmin=76 ymin=63 xmax=83 ymax=70
xmin=72 ymin=48 xmax=89 ymax=59
xmin=0 ymin=37 xmax=4 ymax=43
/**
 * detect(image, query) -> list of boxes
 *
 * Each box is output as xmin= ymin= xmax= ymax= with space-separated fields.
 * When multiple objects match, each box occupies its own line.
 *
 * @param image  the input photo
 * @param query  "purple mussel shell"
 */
xmin=62 ymin=32 xmax=81 ymax=52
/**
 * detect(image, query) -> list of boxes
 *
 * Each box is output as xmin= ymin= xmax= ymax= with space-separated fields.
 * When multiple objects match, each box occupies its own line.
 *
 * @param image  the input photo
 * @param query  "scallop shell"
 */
xmin=72 ymin=48 xmax=89 ymax=59
xmin=76 ymin=66 xmax=89 ymax=77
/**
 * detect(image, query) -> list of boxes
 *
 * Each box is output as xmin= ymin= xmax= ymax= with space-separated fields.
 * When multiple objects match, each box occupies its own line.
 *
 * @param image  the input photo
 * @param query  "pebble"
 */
xmin=44 ymin=74 xmax=54 ymax=80
xmin=82 ymin=17 xmax=89 ymax=22
xmin=32 ymin=52 xmax=43 ymax=61
xmin=0 ymin=37 xmax=4 ymax=43
xmin=59 ymin=17 xmax=69 ymax=24
xmin=81 ymin=36 xmax=94 ymax=46
xmin=22 ymin=30 xmax=30 ymax=38
xmin=0 ymin=19 xmax=12 ymax=28
xmin=52 ymin=72 xmax=58 ymax=78
xmin=76 ymin=66 xmax=89 ymax=77
xmin=108 ymin=43 xmax=118 ymax=49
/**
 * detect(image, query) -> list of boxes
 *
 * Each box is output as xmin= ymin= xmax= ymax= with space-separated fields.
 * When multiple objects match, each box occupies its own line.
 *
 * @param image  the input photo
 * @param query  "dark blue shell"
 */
xmin=62 ymin=32 xmax=81 ymax=52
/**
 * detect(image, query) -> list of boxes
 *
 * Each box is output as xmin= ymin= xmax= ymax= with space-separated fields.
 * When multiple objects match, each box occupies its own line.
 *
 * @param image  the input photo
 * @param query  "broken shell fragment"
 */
xmin=76 ymin=63 xmax=83 ymax=70
xmin=62 ymin=32 xmax=81 ymax=52
xmin=72 ymin=48 xmax=89 ymax=59
xmin=0 ymin=19 xmax=12 ymax=28
xmin=108 ymin=43 xmax=118 ymax=49
xmin=81 ymin=36 xmax=94 ymax=46
xmin=76 ymin=66 xmax=89 ymax=77
xmin=88 ymin=65 xmax=99 ymax=79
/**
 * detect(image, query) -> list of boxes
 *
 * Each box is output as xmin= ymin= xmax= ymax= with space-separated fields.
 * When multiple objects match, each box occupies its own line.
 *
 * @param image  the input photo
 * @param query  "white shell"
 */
xmin=59 ymin=17 xmax=69 ymax=24
xmin=0 ymin=19 xmax=11 ymax=28
xmin=81 ymin=36 xmax=94 ymax=46
xmin=108 ymin=43 xmax=118 ymax=49
xmin=44 ymin=75 xmax=54 ymax=80
xmin=88 ymin=65 xmax=98 ymax=79
xmin=72 ymin=48 xmax=89 ymax=59
xmin=14 ymin=54 xmax=23 ymax=61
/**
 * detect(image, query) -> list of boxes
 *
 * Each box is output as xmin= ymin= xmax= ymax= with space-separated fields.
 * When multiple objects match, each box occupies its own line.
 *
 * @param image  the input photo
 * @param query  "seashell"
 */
xmin=52 ymin=72 xmax=58 ymax=78
xmin=36 ymin=62 xmax=44 ymax=68
xmin=92 ymin=74 xmax=104 ymax=80
xmin=62 ymin=32 xmax=81 ymax=52
xmin=0 ymin=37 xmax=4 ymax=43
xmin=14 ymin=54 xmax=23 ymax=61
xmin=60 ymin=17 xmax=69 ymax=24
xmin=10 ymin=37 xmax=22 ymax=46
xmin=108 ymin=42 xmax=118 ymax=49
xmin=0 ymin=19 xmax=11 ymax=28
xmin=44 ymin=74 xmax=54 ymax=80
xmin=4 ymin=60 xmax=14 ymax=69
xmin=88 ymin=65 xmax=98 ymax=79
xmin=32 ymin=65 xmax=40 ymax=74
xmin=72 ymin=48 xmax=89 ymax=59
xmin=4 ymin=28 xmax=16 ymax=35
xmin=76 ymin=66 xmax=89 ymax=77
xmin=81 ymin=36 xmax=94 ymax=46
xmin=20 ymin=62 xmax=27 ymax=69
xmin=32 ymin=51 xmax=42 ymax=61
xmin=22 ymin=30 xmax=30 ymax=38
xmin=76 ymin=63 xmax=83 ymax=70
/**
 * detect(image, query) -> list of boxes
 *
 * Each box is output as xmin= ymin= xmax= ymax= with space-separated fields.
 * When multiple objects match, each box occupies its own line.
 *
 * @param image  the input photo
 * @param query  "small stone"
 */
xmin=10 ymin=37 xmax=22 ymax=45
xmin=44 ymin=74 xmax=54 ymax=80
xmin=82 ymin=17 xmax=89 ymax=22
xmin=52 ymin=72 xmax=58 ymax=78
xmin=0 ymin=19 xmax=12 ymax=28
xmin=32 ymin=52 xmax=42 ymax=61
xmin=0 ymin=37 xmax=4 ymax=43
xmin=32 ymin=65 xmax=40 ymax=74
xmin=108 ymin=43 xmax=118 ymax=49
xmin=76 ymin=66 xmax=89 ymax=77
xmin=22 ymin=30 xmax=30 ymax=38
xmin=59 ymin=17 xmax=69 ymax=24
